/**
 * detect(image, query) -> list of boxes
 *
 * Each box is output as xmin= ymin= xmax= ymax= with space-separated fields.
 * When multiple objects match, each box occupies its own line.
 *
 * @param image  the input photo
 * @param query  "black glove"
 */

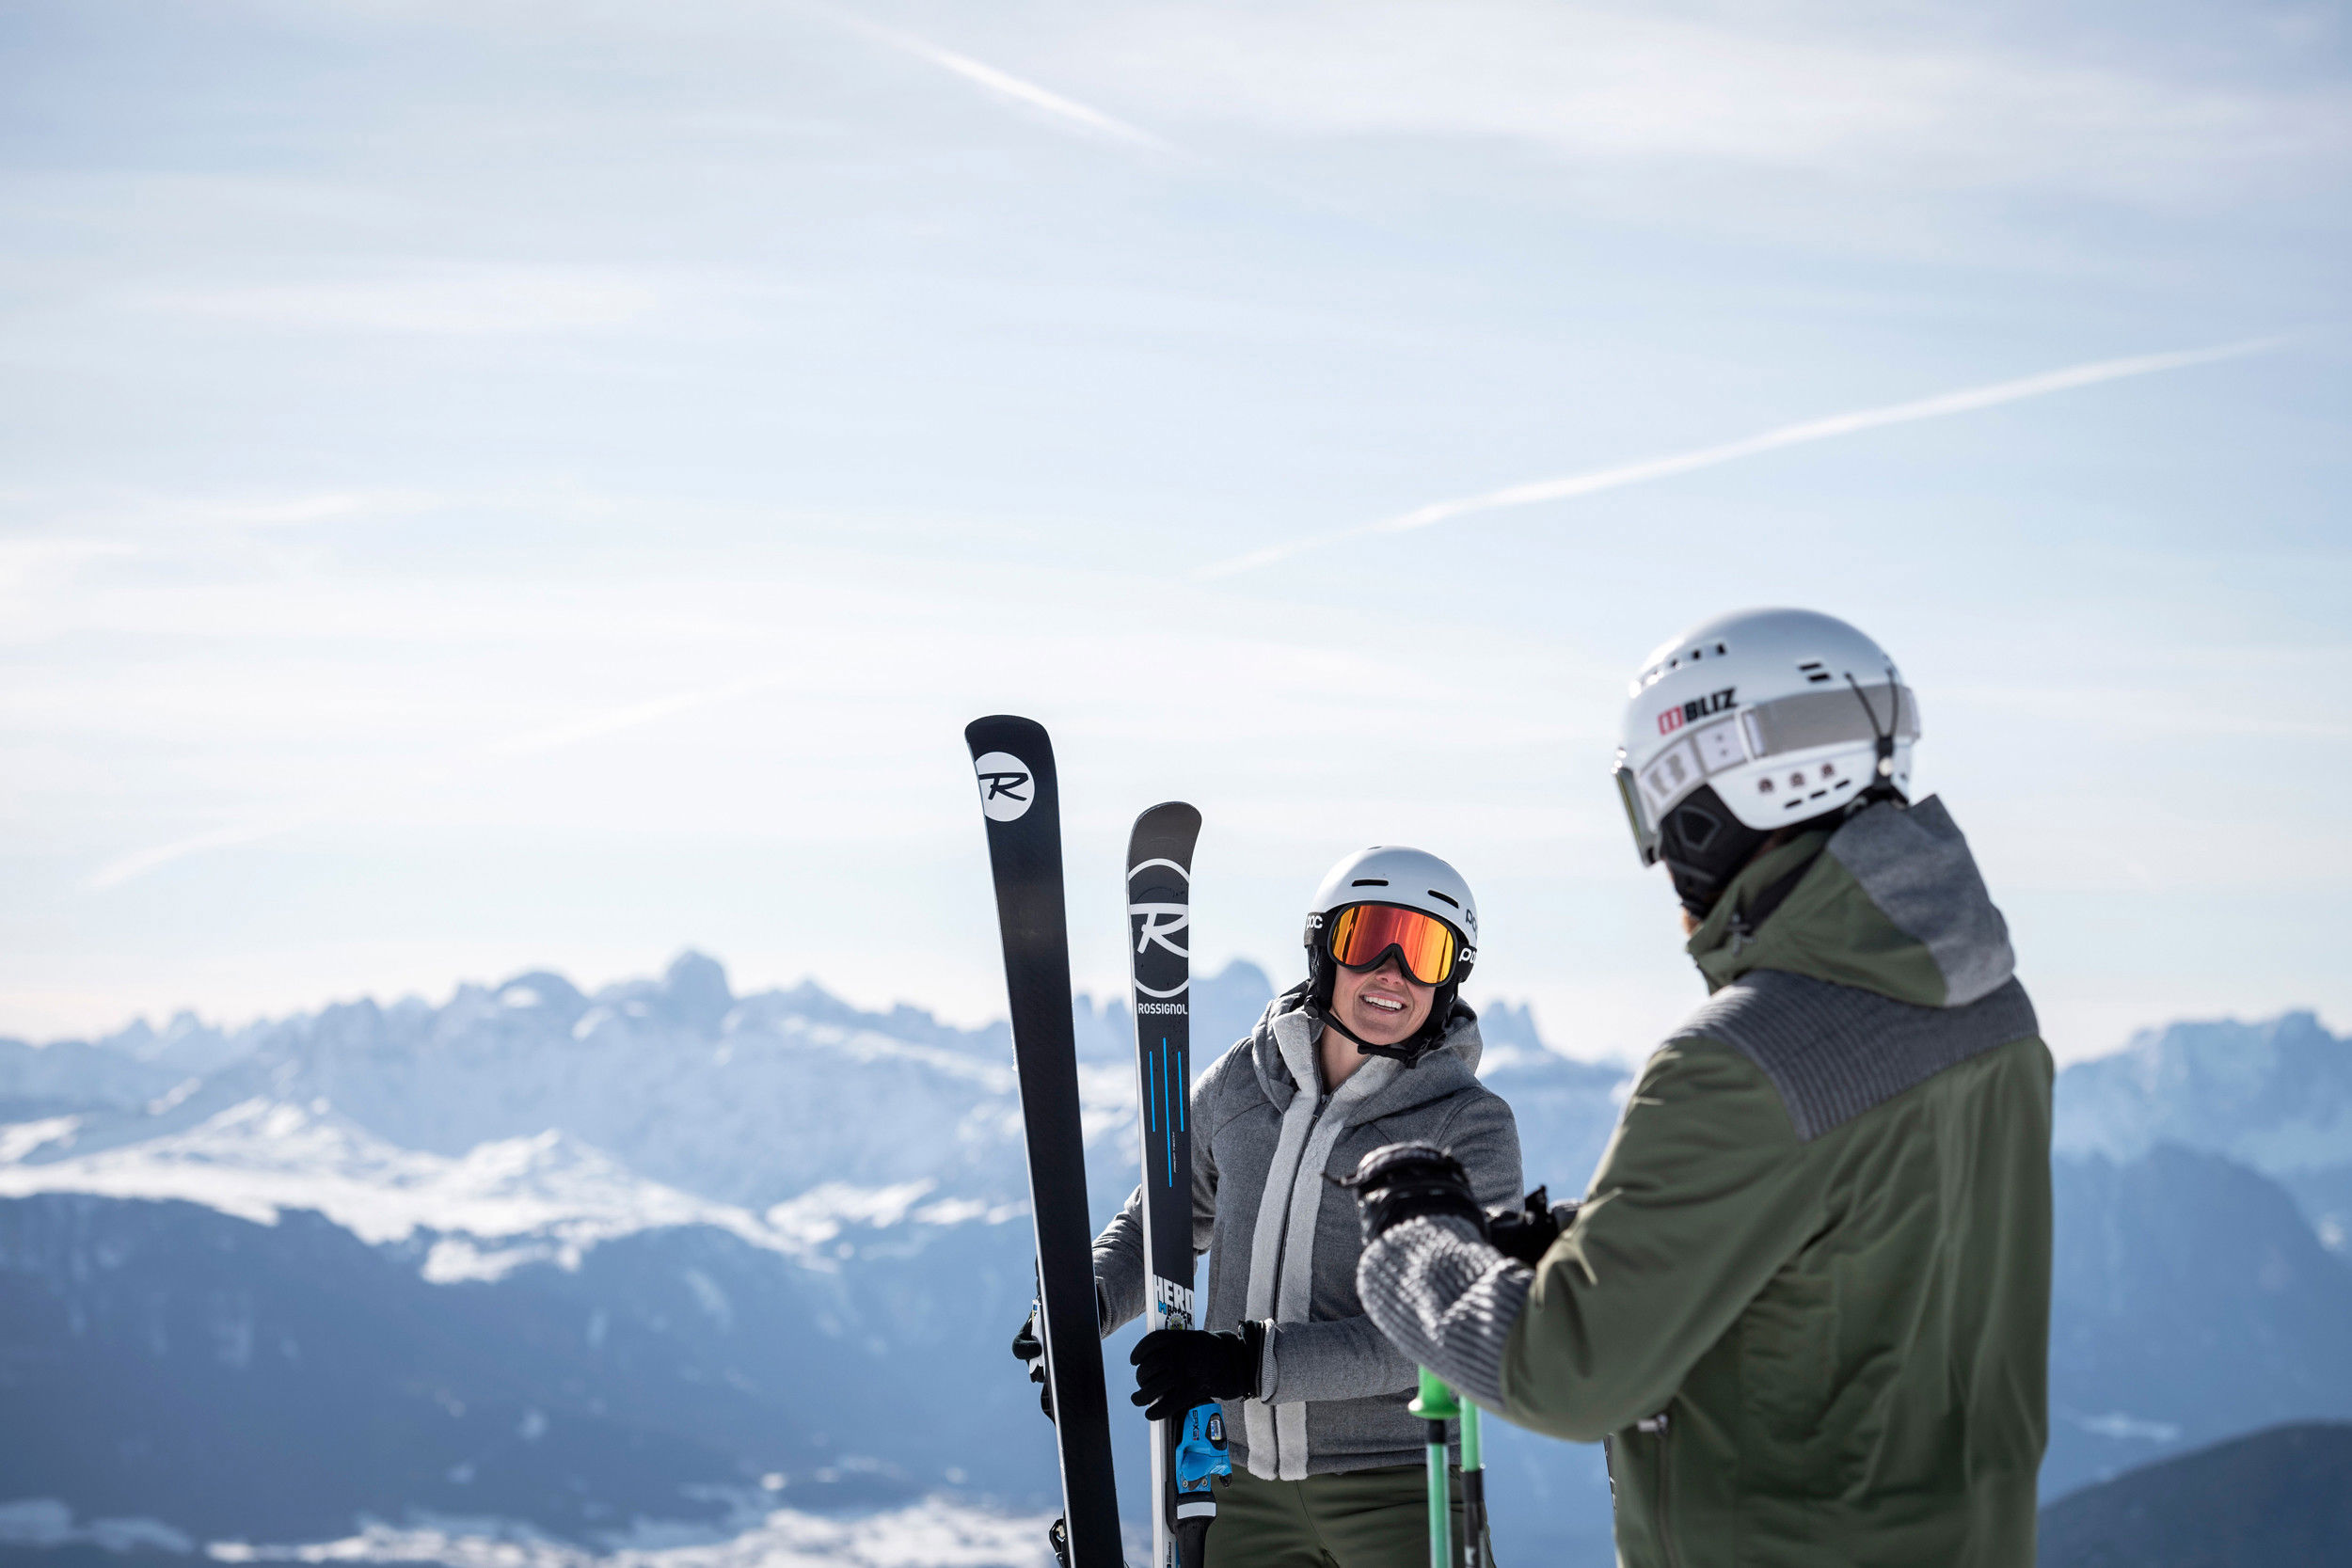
xmin=1341 ymin=1141 xmax=1485 ymax=1246
xmin=1485 ymin=1185 xmax=1581 ymax=1266
xmin=1010 ymin=1305 xmax=1052 ymax=1421
xmin=1130 ymin=1323 xmax=1263 ymax=1424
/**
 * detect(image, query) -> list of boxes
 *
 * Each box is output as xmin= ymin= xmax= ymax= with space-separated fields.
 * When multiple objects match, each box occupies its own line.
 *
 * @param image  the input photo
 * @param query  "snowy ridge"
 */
xmin=0 ymin=1097 xmax=1018 ymax=1282
xmin=0 ymin=954 xmax=1279 ymax=1276
xmin=3 ymin=956 xmax=1044 ymax=1213
xmin=0 ymin=952 xmax=1633 ymax=1289
xmin=2056 ymin=1010 xmax=2352 ymax=1172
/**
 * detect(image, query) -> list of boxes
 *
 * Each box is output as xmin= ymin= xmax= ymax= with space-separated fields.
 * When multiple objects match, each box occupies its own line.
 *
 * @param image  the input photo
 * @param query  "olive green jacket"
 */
xmin=1359 ymin=797 xmax=2052 ymax=1567
xmin=1527 ymin=798 xmax=2050 ymax=1566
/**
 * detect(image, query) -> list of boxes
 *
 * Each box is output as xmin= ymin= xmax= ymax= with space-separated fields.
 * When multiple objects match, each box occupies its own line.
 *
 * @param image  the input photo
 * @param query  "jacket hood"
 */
xmin=1687 ymin=795 xmax=2016 ymax=1008
xmin=1246 ymin=980 xmax=1485 ymax=1119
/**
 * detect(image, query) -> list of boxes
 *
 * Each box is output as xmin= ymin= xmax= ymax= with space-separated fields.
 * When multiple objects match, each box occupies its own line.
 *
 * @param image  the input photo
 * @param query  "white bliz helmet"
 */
xmin=1615 ymin=609 xmax=1918 ymax=902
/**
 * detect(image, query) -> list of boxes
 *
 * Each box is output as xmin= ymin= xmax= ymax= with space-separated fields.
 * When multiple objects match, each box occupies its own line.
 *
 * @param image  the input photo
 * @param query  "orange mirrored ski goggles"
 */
xmin=1325 ymin=903 xmax=1461 ymax=986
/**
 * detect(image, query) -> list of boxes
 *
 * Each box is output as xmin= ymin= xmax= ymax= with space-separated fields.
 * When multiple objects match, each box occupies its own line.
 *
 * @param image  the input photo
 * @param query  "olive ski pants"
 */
xmin=1202 ymin=1464 xmax=1486 ymax=1568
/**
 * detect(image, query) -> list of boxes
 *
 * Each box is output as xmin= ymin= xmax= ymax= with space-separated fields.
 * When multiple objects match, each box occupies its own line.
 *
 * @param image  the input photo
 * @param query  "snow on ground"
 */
xmin=0 ymin=1099 xmax=1017 ymax=1281
xmin=0 ymin=1498 xmax=1057 ymax=1568
xmin=0 ymin=1114 xmax=80 ymax=1164
xmin=203 ymin=1500 xmax=1057 ymax=1568
xmin=0 ymin=1499 xmax=195 ymax=1555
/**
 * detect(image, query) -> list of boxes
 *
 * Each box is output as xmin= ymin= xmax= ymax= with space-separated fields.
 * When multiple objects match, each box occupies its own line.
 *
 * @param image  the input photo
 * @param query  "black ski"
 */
xmin=964 ymin=716 xmax=1122 ymax=1568
xmin=1125 ymin=804 xmax=1222 ymax=1568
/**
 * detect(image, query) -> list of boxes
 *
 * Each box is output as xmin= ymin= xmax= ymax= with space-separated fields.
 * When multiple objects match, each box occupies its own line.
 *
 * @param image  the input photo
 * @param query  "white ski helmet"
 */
xmin=1616 ymin=609 xmax=1918 ymax=914
xmin=1302 ymin=846 xmax=1478 ymax=1064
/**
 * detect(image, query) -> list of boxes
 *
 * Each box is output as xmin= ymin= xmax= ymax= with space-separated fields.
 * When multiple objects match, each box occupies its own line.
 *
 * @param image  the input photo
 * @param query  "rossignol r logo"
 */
xmin=1658 ymin=687 xmax=1735 ymax=735
xmin=971 ymin=752 xmax=1034 ymax=822
xmin=1128 ymin=857 xmax=1191 ymax=1000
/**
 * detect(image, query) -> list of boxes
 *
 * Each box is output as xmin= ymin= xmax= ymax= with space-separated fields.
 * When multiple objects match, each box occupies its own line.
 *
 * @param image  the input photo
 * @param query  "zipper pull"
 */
xmin=1635 ymin=1411 xmax=1669 ymax=1434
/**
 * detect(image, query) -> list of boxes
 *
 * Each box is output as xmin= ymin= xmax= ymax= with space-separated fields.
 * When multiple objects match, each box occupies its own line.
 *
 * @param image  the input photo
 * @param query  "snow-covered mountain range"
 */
xmin=2 ymin=954 xmax=2348 ymax=1567
xmin=2055 ymin=1009 xmax=2352 ymax=1250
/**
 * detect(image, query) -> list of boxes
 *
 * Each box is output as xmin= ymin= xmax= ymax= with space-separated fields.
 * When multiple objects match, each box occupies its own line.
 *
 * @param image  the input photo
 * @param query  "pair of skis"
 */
xmin=965 ymin=715 xmax=1224 ymax=1568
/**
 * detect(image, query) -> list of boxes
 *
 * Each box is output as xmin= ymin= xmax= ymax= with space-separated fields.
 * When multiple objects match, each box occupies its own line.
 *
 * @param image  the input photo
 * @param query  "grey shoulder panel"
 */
xmin=1669 ymin=969 xmax=2039 ymax=1142
xmin=1825 ymin=796 xmax=2016 ymax=1006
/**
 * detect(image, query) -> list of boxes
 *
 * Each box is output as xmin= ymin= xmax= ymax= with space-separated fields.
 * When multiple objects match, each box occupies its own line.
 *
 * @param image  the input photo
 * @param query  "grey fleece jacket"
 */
xmin=1093 ymin=983 xmax=1521 ymax=1481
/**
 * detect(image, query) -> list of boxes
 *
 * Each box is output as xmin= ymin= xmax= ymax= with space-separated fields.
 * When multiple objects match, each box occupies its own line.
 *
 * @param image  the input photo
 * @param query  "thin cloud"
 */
xmin=88 ymin=815 xmax=329 ymax=893
xmin=86 ymin=674 xmax=797 ymax=892
xmin=1199 ymin=336 xmax=2292 ymax=578
xmin=134 ymin=269 xmax=661 ymax=336
xmin=485 ymin=675 xmax=791 ymax=760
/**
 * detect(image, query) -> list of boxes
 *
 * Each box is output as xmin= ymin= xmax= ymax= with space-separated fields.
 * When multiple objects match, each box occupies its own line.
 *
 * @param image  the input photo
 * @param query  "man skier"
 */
xmin=1073 ymin=846 xmax=1522 ymax=1568
xmin=1350 ymin=609 xmax=2053 ymax=1567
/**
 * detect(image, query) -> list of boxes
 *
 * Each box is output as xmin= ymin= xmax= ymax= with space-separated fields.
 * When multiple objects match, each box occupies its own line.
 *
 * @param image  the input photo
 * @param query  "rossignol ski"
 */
xmin=1125 ymin=805 xmax=1229 ymax=1568
xmin=964 ymin=716 xmax=1121 ymax=1568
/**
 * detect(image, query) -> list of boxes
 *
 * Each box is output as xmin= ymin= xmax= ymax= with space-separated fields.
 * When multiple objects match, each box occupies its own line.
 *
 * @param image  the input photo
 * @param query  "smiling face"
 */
xmin=1329 ymin=953 xmax=1437 ymax=1050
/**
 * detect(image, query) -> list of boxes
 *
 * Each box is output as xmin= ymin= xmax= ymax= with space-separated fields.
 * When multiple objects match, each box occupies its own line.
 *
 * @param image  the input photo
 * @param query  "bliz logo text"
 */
xmin=1658 ymin=687 xmax=1735 ymax=735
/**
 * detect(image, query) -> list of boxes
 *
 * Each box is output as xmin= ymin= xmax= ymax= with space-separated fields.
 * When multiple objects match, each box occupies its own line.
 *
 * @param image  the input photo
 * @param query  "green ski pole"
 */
xmin=1460 ymin=1398 xmax=1486 ymax=1568
xmin=1407 ymin=1370 xmax=1458 ymax=1568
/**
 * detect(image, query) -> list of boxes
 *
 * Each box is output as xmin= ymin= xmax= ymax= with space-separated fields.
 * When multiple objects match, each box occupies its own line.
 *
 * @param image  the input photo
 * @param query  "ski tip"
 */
xmin=966 ymin=718 xmax=1055 ymax=828
xmin=1129 ymin=800 xmax=1202 ymax=845
xmin=965 ymin=714 xmax=1049 ymax=752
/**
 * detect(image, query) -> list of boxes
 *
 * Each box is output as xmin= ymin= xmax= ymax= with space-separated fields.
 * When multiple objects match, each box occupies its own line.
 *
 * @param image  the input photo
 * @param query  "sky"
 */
xmin=2 ymin=0 xmax=2347 ymax=1065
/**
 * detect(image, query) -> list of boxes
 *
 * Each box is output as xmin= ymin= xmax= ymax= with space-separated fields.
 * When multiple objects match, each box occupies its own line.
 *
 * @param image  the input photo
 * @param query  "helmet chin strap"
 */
xmin=1307 ymin=965 xmax=1459 ymax=1065
xmin=1846 ymin=666 xmax=1906 ymax=801
xmin=1316 ymin=1006 xmax=1389 ymax=1054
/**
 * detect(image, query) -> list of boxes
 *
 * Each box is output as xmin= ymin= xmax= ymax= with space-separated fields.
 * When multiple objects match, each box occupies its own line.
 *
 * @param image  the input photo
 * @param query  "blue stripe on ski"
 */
xmin=1161 ymin=1038 xmax=1175 ymax=1187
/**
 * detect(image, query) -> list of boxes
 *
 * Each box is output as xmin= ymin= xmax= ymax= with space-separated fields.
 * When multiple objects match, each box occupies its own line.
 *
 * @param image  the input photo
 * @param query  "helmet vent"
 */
xmin=1350 ymin=878 xmax=1389 ymax=887
xmin=1425 ymin=890 xmax=1460 ymax=909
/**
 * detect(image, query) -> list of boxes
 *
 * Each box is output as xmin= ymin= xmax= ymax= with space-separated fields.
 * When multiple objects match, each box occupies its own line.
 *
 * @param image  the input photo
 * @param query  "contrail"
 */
xmin=882 ymin=33 xmax=1176 ymax=152
xmin=1198 ymin=336 xmax=2291 ymax=579
xmin=816 ymin=7 xmax=1180 ymax=155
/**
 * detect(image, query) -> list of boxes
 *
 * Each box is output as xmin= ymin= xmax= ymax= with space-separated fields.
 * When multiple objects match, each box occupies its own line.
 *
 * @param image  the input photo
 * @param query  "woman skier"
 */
xmin=1084 ymin=846 xmax=1523 ymax=1568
